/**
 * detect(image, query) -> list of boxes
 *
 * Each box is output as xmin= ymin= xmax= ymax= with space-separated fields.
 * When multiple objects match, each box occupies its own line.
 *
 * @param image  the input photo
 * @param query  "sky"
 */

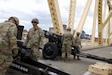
xmin=0 ymin=0 xmax=104 ymax=35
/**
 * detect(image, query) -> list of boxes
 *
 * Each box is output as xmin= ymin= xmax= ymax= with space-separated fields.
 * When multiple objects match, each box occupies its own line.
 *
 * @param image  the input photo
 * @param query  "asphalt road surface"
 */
xmin=6 ymin=46 xmax=112 ymax=75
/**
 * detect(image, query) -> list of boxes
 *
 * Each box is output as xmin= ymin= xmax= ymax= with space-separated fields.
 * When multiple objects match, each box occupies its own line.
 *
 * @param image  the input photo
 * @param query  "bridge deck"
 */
xmin=6 ymin=46 xmax=112 ymax=75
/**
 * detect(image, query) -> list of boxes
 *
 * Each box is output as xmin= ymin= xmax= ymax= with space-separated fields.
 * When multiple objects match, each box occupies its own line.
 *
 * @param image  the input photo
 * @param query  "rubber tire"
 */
xmin=43 ymin=42 xmax=58 ymax=59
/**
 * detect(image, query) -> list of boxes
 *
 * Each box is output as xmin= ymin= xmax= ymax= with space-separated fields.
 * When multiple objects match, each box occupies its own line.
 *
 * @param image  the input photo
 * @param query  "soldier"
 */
xmin=25 ymin=18 xmax=44 ymax=60
xmin=72 ymin=32 xmax=82 ymax=60
xmin=0 ymin=16 xmax=19 ymax=75
xmin=61 ymin=28 xmax=73 ymax=62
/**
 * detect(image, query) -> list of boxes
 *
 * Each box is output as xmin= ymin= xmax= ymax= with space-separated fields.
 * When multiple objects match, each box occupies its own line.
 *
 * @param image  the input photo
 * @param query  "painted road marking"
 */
xmin=83 ymin=71 xmax=91 ymax=75
xmin=110 ymin=52 xmax=112 ymax=54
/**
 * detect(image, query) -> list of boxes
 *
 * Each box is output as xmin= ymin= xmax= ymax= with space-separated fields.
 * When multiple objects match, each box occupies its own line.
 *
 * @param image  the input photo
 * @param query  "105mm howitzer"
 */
xmin=43 ymin=30 xmax=112 ymax=64
xmin=9 ymin=25 xmax=70 ymax=75
xmin=10 ymin=26 xmax=112 ymax=75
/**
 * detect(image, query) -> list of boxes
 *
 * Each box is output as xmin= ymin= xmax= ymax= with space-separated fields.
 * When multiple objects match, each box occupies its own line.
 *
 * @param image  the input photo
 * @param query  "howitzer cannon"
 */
xmin=9 ymin=25 xmax=70 ymax=75
xmin=43 ymin=30 xmax=62 ymax=59
xmin=43 ymin=30 xmax=112 ymax=64
xmin=9 ymin=26 xmax=112 ymax=75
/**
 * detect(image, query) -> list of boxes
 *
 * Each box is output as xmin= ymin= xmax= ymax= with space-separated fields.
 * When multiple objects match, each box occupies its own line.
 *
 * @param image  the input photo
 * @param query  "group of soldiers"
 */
xmin=0 ymin=16 xmax=81 ymax=75
xmin=61 ymin=28 xmax=82 ymax=62
xmin=0 ymin=16 xmax=44 ymax=75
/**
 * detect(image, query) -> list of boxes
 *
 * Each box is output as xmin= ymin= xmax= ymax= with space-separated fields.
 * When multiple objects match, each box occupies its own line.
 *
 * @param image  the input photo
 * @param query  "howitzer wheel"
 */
xmin=43 ymin=42 xmax=58 ymax=59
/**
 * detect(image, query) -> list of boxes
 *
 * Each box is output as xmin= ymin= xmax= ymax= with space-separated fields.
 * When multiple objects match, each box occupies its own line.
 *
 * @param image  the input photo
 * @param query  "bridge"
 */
xmin=47 ymin=0 xmax=112 ymax=47
xmin=3 ymin=0 xmax=112 ymax=75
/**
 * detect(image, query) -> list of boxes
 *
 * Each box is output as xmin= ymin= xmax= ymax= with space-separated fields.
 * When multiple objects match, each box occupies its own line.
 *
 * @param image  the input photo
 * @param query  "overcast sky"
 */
xmin=0 ymin=0 xmax=100 ymax=35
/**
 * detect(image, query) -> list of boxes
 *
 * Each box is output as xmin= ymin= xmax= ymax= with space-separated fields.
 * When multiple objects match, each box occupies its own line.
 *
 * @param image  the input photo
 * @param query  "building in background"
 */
xmin=84 ymin=34 xmax=91 ymax=40
xmin=49 ymin=25 xmax=90 ymax=39
xmin=80 ymin=30 xmax=86 ymax=39
xmin=49 ymin=24 xmax=67 ymax=33
xmin=22 ymin=29 xmax=28 ymax=41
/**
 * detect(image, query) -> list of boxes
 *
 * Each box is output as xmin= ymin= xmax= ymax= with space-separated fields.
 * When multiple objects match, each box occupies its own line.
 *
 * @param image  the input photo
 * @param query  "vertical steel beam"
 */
xmin=67 ymin=0 xmax=76 ymax=34
xmin=47 ymin=0 xmax=64 ymax=34
xmin=98 ymin=0 xmax=103 ymax=46
xmin=102 ymin=0 xmax=112 ymax=45
xmin=106 ymin=0 xmax=112 ymax=45
xmin=91 ymin=0 xmax=99 ymax=47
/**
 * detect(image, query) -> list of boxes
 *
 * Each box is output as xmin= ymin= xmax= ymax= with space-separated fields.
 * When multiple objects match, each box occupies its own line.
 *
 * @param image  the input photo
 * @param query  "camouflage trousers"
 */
xmin=0 ymin=55 xmax=12 ymax=75
xmin=0 ymin=62 xmax=11 ymax=75
xmin=62 ymin=44 xmax=71 ymax=61
xmin=30 ymin=47 xmax=41 ymax=60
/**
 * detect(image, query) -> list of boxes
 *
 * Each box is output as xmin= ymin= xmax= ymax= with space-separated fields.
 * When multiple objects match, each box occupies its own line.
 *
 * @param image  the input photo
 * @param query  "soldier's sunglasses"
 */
xmin=31 ymin=21 xmax=37 ymax=23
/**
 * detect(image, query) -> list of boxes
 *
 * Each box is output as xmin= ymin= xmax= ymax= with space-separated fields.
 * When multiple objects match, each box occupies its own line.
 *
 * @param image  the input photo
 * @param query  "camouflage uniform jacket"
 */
xmin=73 ymin=36 xmax=81 ymax=46
xmin=0 ymin=21 xmax=18 ymax=56
xmin=25 ymin=27 xmax=44 ymax=49
xmin=62 ymin=32 xmax=73 ymax=45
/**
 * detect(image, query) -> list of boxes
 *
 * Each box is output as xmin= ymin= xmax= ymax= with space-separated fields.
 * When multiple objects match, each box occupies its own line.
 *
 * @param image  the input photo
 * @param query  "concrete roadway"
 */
xmin=6 ymin=46 xmax=112 ymax=75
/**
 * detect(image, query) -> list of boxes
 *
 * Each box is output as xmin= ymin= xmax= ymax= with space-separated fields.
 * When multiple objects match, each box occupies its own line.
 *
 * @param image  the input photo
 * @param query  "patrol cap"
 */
xmin=76 ymin=32 xmax=80 ymax=35
xmin=8 ymin=16 xmax=19 ymax=25
xmin=31 ymin=18 xmax=39 ymax=24
xmin=67 ymin=28 xmax=71 ymax=31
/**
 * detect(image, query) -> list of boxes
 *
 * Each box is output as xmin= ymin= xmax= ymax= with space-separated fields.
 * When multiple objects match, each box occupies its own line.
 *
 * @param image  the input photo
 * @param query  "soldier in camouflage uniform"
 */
xmin=61 ymin=28 xmax=73 ymax=62
xmin=72 ymin=32 xmax=82 ymax=60
xmin=0 ymin=16 xmax=19 ymax=75
xmin=25 ymin=18 xmax=44 ymax=60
